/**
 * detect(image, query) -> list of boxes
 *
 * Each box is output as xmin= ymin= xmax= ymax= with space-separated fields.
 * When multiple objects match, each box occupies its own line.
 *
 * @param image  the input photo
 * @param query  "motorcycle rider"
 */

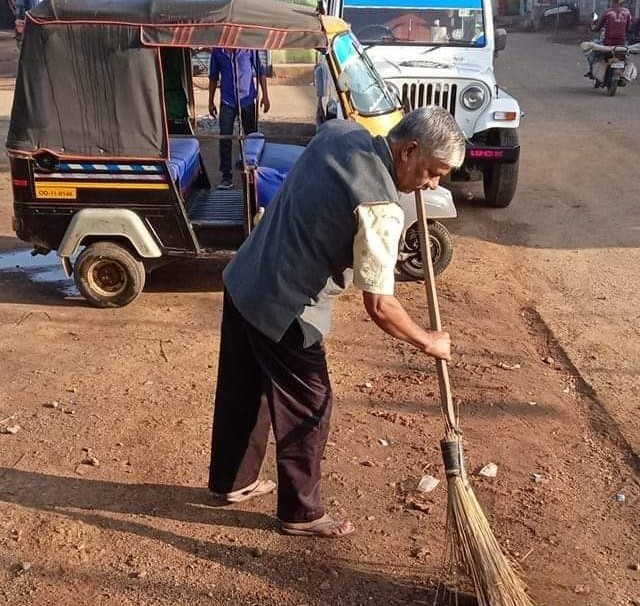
xmin=630 ymin=16 xmax=640 ymax=44
xmin=586 ymin=0 xmax=632 ymax=78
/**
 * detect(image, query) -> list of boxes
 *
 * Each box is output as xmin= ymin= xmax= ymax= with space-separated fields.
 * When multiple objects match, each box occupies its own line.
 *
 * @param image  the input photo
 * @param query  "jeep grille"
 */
xmin=400 ymin=82 xmax=457 ymax=116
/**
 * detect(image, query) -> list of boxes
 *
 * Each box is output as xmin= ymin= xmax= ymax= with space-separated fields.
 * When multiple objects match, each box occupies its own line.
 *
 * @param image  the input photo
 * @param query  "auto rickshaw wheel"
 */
xmin=74 ymin=242 xmax=145 ymax=308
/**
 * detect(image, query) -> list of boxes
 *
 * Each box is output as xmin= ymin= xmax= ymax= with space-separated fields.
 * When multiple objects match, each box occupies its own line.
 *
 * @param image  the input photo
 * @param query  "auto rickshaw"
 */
xmin=6 ymin=0 xmax=452 ymax=308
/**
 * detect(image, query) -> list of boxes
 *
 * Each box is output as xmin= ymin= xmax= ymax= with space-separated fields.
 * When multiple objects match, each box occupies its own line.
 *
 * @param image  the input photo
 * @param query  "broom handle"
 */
xmin=414 ymin=190 xmax=458 ymax=433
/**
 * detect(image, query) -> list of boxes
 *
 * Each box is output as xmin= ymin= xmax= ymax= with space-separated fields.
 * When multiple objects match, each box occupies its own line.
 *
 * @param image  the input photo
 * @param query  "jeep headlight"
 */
xmin=461 ymin=85 xmax=485 ymax=110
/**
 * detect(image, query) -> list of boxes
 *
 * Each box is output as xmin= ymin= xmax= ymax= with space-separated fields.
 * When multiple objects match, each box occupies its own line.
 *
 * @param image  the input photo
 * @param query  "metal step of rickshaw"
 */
xmin=187 ymin=188 xmax=245 ymax=226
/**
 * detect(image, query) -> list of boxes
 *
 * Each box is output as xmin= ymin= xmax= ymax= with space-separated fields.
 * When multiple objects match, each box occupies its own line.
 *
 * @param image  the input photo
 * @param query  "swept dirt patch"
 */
xmin=1 ymin=31 xmax=639 ymax=606
xmin=1 ymin=226 xmax=638 ymax=606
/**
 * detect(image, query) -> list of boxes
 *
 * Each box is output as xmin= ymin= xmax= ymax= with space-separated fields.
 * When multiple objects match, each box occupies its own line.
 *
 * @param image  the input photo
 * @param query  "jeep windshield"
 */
xmin=331 ymin=32 xmax=398 ymax=115
xmin=343 ymin=0 xmax=486 ymax=48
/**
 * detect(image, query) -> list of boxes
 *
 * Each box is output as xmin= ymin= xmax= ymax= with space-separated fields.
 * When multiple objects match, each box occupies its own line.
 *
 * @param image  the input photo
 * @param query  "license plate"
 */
xmin=35 ymin=185 xmax=77 ymax=200
xmin=611 ymin=62 xmax=625 ymax=69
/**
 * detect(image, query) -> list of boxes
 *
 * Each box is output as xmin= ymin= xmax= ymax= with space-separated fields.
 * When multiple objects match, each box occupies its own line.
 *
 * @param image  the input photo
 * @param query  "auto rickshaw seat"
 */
xmin=168 ymin=137 xmax=201 ymax=193
xmin=243 ymin=133 xmax=305 ymax=208
xmin=242 ymin=133 xmax=304 ymax=173
xmin=260 ymin=142 xmax=305 ymax=173
xmin=255 ymin=144 xmax=305 ymax=207
xmin=243 ymin=133 xmax=267 ymax=168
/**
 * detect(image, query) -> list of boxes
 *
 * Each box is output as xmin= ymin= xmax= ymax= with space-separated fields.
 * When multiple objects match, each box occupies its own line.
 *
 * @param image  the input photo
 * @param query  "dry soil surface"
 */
xmin=0 ymin=33 xmax=639 ymax=606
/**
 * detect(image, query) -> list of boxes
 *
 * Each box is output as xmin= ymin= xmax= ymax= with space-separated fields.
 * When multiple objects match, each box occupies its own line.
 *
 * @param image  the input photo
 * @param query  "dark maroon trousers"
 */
xmin=209 ymin=292 xmax=333 ymax=523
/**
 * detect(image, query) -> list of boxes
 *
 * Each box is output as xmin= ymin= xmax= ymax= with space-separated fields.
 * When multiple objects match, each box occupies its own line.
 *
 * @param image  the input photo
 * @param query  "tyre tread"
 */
xmin=482 ymin=128 xmax=519 ymax=208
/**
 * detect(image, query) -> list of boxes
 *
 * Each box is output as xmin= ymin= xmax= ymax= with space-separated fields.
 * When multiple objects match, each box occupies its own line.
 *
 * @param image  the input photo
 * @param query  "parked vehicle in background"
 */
xmin=322 ymin=0 xmax=521 ymax=207
xmin=541 ymin=2 xmax=579 ymax=28
xmin=314 ymin=27 xmax=458 ymax=278
xmin=7 ymin=0 xmax=454 ymax=307
xmin=395 ymin=188 xmax=455 ymax=278
xmin=191 ymin=48 xmax=211 ymax=90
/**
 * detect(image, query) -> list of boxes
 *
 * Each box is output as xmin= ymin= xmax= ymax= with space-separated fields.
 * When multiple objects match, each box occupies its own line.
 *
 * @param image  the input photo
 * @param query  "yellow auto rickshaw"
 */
xmin=5 ymin=0 xmax=407 ymax=307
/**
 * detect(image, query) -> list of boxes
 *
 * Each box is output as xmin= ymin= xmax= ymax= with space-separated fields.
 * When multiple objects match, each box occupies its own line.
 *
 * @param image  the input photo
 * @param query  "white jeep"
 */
xmin=325 ymin=0 xmax=521 ymax=207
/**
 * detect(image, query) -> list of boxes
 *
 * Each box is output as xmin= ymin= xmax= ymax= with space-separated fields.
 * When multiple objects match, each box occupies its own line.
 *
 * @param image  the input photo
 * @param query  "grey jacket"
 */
xmin=223 ymin=120 xmax=399 ymax=345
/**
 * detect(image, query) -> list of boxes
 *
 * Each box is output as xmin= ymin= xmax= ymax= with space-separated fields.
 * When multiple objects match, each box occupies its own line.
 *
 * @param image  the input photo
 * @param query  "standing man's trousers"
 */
xmin=218 ymin=102 xmax=257 ymax=182
xmin=209 ymin=291 xmax=332 ymax=523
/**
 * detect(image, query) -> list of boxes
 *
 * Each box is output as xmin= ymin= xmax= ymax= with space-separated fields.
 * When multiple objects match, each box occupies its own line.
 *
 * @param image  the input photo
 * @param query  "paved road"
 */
xmin=462 ymin=32 xmax=640 ymax=457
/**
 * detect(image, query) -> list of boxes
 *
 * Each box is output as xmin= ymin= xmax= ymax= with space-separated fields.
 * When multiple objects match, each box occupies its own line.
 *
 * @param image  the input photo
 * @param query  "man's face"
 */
xmin=394 ymin=141 xmax=453 ymax=193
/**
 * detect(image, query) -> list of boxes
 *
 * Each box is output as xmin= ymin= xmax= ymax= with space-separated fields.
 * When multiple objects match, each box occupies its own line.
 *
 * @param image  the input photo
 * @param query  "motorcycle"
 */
xmin=581 ymin=40 xmax=640 ymax=96
xmin=396 ymin=189 xmax=456 ymax=278
xmin=257 ymin=160 xmax=457 ymax=278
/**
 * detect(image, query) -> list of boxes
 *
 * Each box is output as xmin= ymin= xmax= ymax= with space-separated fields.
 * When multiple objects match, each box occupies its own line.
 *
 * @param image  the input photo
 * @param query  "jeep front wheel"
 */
xmin=482 ymin=128 xmax=519 ymax=208
xmin=74 ymin=242 xmax=145 ymax=308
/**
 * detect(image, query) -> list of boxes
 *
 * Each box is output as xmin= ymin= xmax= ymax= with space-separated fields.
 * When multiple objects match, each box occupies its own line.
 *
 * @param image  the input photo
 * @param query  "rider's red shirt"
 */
xmin=595 ymin=7 xmax=632 ymax=45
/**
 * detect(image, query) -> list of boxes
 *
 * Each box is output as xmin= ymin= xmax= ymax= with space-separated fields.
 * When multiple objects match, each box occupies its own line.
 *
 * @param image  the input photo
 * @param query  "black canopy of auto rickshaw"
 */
xmin=6 ymin=0 xmax=327 ymax=159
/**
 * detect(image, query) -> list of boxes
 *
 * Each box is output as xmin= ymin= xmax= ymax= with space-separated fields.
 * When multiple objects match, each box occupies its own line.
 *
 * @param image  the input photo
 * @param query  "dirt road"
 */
xmin=488 ymin=30 xmax=640 ymax=459
xmin=1 ymin=33 xmax=639 ymax=606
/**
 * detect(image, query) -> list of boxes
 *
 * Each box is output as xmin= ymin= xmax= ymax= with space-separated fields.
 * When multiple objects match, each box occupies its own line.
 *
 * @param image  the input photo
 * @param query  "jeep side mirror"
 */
xmin=495 ymin=28 xmax=507 ymax=52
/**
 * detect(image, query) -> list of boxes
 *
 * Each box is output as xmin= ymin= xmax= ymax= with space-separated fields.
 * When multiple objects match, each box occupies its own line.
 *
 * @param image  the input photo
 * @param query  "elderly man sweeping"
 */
xmin=208 ymin=107 xmax=466 ymax=538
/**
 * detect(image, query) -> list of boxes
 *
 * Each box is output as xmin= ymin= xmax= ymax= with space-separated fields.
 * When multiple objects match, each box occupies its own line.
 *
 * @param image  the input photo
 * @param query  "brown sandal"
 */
xmin=213 ymin=479 xmax=276 ymax=504
xmin=281 ymin=514 xmax=355 ymax=538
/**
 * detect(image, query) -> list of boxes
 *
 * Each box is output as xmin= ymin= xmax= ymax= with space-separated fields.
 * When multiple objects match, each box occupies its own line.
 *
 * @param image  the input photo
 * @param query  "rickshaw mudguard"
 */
xmin=57 ymin=208 xmax=162 ymax=276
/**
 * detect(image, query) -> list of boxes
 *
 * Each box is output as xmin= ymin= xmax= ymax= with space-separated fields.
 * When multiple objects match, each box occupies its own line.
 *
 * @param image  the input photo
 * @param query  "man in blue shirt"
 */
xmin=209 ymin=49 xmax=270 ymax=189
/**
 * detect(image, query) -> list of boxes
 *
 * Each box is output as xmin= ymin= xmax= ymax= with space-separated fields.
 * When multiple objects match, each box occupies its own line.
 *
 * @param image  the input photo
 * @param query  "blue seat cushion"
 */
xmin=243 ymin=133 xmax=266 ymax=168
xmin=260 ymin=142 xmax=305 ymax=174
xmin=256 ymin=166 xmax=288 ymax=208
xmin=168 ymin=137 xmax=201 ymax=192
xmin=242 ymin=133 xmax=304 ymax=174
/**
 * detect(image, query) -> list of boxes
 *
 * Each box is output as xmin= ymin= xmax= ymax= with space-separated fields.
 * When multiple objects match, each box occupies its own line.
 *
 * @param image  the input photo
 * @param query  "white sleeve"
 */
xmin=352 ymin=202 xmax=404 ymax=295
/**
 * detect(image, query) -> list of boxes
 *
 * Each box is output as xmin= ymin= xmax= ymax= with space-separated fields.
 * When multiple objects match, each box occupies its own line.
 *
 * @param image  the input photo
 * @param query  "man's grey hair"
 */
xmin=387 ymin=107 xmax=466 ymax=168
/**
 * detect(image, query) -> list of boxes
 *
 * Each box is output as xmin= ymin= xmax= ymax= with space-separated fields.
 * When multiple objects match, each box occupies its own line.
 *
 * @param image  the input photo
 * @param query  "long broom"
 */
xmin=414 ymin=190 xmax=535 ymax=606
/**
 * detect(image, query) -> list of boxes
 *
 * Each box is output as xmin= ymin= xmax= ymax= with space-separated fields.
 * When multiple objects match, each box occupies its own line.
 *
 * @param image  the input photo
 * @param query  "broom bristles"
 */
xmin=445 ymin=474 xmax=536 ymax=606
xmin=438 ymin=438 xmax=535 ymax=606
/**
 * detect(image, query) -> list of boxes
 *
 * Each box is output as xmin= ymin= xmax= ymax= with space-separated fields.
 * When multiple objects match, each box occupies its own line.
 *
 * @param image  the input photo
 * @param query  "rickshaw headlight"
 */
xmin=461 ymin=85 xmax=485 ymax=110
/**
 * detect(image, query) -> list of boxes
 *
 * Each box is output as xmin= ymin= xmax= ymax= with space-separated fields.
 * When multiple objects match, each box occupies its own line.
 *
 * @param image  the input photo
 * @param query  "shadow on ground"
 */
xmin=0 ymin=467 xmax=479 ymax=606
